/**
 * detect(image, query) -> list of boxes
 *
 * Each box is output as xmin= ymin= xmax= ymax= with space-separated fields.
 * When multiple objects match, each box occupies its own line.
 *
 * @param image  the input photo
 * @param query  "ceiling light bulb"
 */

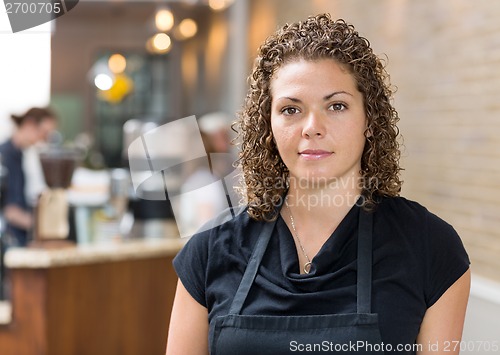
xmin=94 ymin=74 xmax=113 ymax=91
xmin=178 ymin=18 xmax=197 ymax=39
xmin=108 ymin=54 xmax=126 ymax=74
xmin=152 ymin=33 xmax=172 ymax=53
xmin=155 ymin=8 xmax=174 ymax=32
xmin=208 ymin=0 xmax=233 ymax=11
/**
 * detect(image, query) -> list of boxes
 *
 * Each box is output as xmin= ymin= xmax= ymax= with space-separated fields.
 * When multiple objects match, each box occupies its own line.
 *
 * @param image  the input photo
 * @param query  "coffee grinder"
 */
xmin=32 ymin=148 xmax=79 ymax=248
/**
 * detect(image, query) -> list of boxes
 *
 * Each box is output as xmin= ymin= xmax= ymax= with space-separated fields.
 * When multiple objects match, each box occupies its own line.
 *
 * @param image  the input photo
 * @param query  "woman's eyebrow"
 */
xmin=277 ymin=96 xmax=302 ymax=103
xmin=323 ymin=91 xmax=353 ymax=100
xmin=275 ymin=91 xmax=353 ymax=103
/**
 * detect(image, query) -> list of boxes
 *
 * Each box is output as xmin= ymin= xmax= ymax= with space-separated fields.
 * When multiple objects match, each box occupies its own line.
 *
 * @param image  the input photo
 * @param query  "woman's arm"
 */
xmin=166 ymin=279 xmax=209 ymax=355
xmin=416 ymin=269 xmax=471 ymax=355
xmin=4 ymin=204 xmax=33 ymax=230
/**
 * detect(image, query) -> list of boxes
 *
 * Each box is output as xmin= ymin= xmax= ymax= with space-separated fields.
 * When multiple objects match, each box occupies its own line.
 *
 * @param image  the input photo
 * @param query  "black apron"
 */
xmin=210 ymin=208 xmax=384 ymax=354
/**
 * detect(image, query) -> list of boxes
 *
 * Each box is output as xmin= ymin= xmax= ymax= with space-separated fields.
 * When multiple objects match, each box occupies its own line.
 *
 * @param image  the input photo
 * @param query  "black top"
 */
xmin=0 ymin=139 xmax=29 ymax=245
xmin=173 ymin=197 xmax=470 ymax=350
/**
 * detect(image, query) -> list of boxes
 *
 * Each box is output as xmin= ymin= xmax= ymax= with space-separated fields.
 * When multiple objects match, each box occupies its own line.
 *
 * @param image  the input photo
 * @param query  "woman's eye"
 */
xmin=281 ymin=107 xmax=300 ymax=115
xmin=329 ymin=103 xmax=346 ymax=111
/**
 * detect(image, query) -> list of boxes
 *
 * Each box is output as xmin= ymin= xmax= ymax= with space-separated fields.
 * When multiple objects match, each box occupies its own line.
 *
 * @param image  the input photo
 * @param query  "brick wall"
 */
xmin=249 ymin=0 xmax=500 ymax=281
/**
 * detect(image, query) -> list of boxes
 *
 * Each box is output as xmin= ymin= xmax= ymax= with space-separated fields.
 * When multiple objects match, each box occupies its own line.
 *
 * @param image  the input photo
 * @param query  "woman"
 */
xmin=167 ymin=14 xmax=470 ymax=354
xmin=0 ymin=107 xmax=57 ymax=247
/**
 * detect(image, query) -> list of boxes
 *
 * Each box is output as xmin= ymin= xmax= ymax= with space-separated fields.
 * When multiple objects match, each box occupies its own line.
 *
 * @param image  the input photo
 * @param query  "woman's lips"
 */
xmin=299 ymin=149 xmax=333 ymax=160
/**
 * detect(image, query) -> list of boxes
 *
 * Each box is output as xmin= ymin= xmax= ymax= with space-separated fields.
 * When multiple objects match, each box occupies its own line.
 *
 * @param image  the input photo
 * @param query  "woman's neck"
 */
xmin=285 ymin=175 xmax=362 ymax=222
xmin=281 ymin=176 xmax=362 ymax=262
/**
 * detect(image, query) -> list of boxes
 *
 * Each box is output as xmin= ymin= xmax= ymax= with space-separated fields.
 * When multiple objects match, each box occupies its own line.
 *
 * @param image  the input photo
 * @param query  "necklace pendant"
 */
xmin=304 ymin=261 xmax=312 ymax=274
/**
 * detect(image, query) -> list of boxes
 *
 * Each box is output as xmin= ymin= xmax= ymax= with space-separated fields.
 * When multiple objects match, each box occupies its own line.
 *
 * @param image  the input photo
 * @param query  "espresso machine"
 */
xmin=32 ymin=148 xmax=79 ymax=247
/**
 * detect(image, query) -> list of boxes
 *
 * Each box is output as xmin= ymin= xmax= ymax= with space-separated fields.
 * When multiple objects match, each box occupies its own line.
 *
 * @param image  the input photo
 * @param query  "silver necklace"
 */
xmin=285 ymin=201 xmax=312 ymax=274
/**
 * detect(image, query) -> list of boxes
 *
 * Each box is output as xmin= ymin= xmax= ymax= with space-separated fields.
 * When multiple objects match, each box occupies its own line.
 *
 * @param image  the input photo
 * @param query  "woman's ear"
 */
xmin=364 ymin=116 xmax=373 ymax=138
xmin=364 ymin=123 xmax=373 ymax=138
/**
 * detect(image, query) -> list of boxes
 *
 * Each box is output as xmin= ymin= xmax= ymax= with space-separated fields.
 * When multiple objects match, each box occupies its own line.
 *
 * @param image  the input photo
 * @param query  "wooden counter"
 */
xmin=0 ymin=238 xmax=184 ymax=355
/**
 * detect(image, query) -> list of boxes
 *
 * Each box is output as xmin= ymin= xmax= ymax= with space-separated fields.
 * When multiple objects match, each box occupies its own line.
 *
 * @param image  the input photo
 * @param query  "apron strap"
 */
xmin=228 ymin=218 xmax=276 ymax=315
xmin=357 ymin=209 xmax=373 ymax=314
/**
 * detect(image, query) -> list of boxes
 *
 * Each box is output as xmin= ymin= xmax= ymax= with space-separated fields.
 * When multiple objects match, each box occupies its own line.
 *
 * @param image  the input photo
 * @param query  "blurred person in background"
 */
xmin=197 ymin=111 xmax=235 ymax=178
xmin=0 ymin=107 xmax=57 ymax=247
xmin=177 ymin=112 xmax=235 ymax=237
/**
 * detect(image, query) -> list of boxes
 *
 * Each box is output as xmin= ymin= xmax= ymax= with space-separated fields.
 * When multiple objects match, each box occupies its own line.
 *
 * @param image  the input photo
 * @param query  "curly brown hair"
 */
xmin=236 ymin=14 xmax=402 ymax=221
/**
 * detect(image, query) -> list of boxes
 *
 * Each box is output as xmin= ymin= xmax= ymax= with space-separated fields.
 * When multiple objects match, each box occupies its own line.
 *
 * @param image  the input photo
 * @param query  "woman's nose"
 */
xmin=302 ymin=112 xmax=326 ymax=138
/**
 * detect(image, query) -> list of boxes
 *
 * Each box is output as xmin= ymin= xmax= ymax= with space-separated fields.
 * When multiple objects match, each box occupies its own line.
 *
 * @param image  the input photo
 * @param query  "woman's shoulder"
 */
xmin=183 ymin=205 xmax=261 ymax=250
xmin=378 ymin=195 xmax=428 ymax=214
xmin=0 ymin=138 xmax=16 ymax=155
xmin=377 ymin=196 xmax=452 ymax=228
xmin=173 ymin=205 xmax=264 ymax=295
xmin=375 ymin=196 xmax=465 ymax=250
xmin=376 ymin=196 xmax=466 ymax=252
xmin=173 ymin=206 xmax=256 ymax=303
xmin=376 ymin=196 xmax=469 ymax=305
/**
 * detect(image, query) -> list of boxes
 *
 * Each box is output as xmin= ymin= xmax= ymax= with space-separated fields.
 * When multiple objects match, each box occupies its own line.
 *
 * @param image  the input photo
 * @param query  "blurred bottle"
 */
xmin=92 ymin=168 xmax=131 ymax=243
xmin=109 ymin=168 xmax=130 ymax=221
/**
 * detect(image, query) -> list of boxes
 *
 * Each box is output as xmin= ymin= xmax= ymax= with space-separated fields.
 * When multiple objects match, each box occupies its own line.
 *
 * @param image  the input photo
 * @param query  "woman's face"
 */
xmin=270 ymin=58 xmax=367 ymax=187
xmin=23 ymin=117 xmax=57 ymax=146
xmin=38 ymin=117 xmax=57 ymax=142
